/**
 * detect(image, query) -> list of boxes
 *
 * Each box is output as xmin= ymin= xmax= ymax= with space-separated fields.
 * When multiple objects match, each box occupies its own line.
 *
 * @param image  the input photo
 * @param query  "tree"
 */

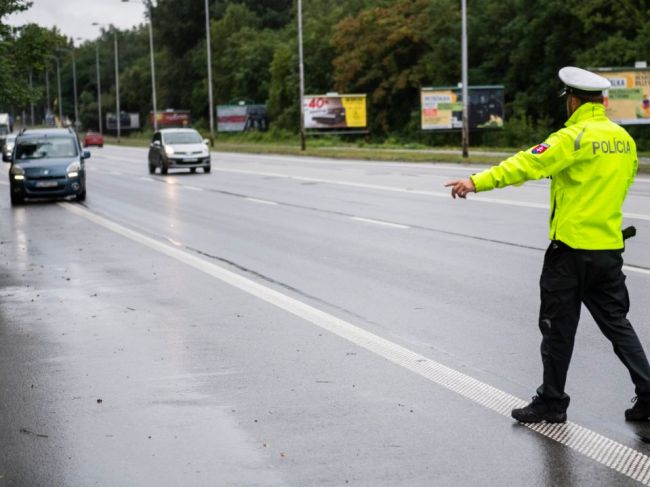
xmin=331 ymin=0 xmax=460 ymax=135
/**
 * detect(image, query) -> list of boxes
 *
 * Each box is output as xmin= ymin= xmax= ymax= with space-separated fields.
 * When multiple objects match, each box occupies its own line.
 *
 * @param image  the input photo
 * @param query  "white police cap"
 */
xmin=559 ymin=66 xmax=611 ymax=93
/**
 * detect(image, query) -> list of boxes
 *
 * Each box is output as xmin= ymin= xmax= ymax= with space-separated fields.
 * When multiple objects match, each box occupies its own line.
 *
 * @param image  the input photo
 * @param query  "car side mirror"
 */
xmin=83 ymin=150 xmax=91 ymax=159
xmin=2 ymin=152 xmax=12 ymax=162
xmin=152 ymin=140 xmax=161 ymax=148
xmin=203 ymin=139 xmax=210 ymax=146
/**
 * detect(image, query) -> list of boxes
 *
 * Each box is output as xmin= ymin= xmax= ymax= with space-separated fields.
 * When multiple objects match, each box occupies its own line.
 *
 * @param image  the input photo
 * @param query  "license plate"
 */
xmin=184 ymin=158 xmax=198 ymax=163
xmin=36 ymin=181 xmax=58 ymax=188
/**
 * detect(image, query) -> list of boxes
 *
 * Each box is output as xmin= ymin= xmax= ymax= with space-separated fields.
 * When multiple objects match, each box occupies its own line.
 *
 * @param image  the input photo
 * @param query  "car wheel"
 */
xmin=75 ymin=188 xmax=86 ymax=202
xmin=161 ymin=157 xmax=168 ymax=175
xmin=10 ymin=190 xmax=23 ymax=206
xmin=99 ymin=144 xmax=103 ymax=148
xmin=190 ymin=167 xmax=196 ymax=174
xmin=203 ymin=165 xmax=211 ymax=174
xmin=148 ymin=163 xmax=155 ymax=174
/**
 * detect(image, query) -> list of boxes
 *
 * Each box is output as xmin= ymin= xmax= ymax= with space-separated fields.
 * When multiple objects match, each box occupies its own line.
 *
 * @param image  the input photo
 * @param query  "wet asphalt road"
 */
xmin=0 ymin=145 xmax=649 ymax=486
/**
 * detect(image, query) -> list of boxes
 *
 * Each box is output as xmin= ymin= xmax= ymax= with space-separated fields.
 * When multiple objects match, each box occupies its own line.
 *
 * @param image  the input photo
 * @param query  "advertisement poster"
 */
xmin=150 ymin=110 xmax=191 ymax=128
xmin=597 ymin=69 xmax=650 ymax=125
xmin=106 ymin=112 xmax=140 ymax=131
xmin=421 ymin=86 xmax=504 ymax=130
xmin=303 ymin=94 xmax=367 ymax=129
xmin=217 ymin=105 xmax=268 ymax=132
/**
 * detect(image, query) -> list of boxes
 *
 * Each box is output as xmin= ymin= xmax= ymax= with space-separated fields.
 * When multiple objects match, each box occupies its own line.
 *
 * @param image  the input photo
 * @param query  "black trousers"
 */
xmin=536 ymin=241 xmax=650 ymax=405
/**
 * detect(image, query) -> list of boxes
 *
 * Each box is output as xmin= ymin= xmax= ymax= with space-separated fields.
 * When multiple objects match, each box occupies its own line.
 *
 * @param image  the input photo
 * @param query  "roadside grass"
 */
xmin=102 ymin=133 xmax=650 ymax=173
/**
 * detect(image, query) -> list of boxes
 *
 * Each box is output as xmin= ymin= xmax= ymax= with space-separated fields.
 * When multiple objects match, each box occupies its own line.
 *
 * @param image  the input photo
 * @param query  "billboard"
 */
xmin=217 ymin=105 xmax=268 ymax=132
xmin=596 ymin=69 xmax=650 ymax=125
xmin=150 ymin=110 xmax=191 ymax=128
xmin=106 ymin=112 xmax=140 ymax=131
xmin=421 ymin=86 xmax=504 ymax=130
xmin=304 ymin=94 xmax=367 ymax=130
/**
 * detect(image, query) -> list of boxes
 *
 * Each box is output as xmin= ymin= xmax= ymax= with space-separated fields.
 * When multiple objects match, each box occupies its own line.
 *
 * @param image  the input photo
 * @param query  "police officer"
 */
xmin=445 ymin=66 xmax=650 ymax=423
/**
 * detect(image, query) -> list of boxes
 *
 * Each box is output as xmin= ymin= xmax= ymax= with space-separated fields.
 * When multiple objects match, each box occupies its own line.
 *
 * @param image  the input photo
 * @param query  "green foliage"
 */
xmin=6 ymin=0 xmax=650 ymax=147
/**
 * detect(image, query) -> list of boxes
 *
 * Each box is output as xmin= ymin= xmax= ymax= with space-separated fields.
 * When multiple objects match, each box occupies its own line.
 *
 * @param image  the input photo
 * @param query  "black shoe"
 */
xmin=625 ymin=397 xmax=650 ymax=421
xmin=511 ymin=396 xmax=567 ymax=423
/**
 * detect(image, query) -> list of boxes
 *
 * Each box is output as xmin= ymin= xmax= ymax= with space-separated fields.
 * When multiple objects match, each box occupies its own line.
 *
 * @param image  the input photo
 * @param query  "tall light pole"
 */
xmin=95 ymin=36 xmax=103 ymax=134
xmin=297 ymin=0 xmax=306 ymax=151
xmin=205 ymin=0 xmax=214 ymax=140
xmin=95 ymin=23 xmax=121 ymax=141
xmin=122 ymin=0 xmax=158 ymax=131
xmin=28 ymin=70 xmax=34 ymax=126
xmin=45 ymin=68 xmax=50 ymax=118
xmin=51 ymin=56 xmax=63 ymax=124
xmin=71 ymin=40 xmax=80 ymax=128
xmin=461 ymin=0 xmax=469 ymax=158
xmin=114 ymin=29 xmax=121 ymax=142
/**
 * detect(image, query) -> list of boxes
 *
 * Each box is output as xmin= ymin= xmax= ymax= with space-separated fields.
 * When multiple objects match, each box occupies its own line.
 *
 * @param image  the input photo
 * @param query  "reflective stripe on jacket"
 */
xmin=470 ymin=103 xmax=638 ymax=250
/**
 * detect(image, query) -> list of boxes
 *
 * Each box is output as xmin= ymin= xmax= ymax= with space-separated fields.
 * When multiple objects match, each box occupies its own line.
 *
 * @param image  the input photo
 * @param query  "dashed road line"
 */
xmin=350 ymin=216 xmax=410 ymax=229
xmin=60 ymin=201 xmax=650 ymax=485
xmin=245 ymin=197 xmax=277 ymax=205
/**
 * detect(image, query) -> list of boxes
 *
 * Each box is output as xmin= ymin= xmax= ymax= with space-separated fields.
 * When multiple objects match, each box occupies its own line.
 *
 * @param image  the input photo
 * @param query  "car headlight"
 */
xmin=67 ymin=161 xmax=81 ymax=178
xmin=164 ymin=146 xmax=174 ymax=156
xmin=10 ymin=165 xmax=24 ymax=180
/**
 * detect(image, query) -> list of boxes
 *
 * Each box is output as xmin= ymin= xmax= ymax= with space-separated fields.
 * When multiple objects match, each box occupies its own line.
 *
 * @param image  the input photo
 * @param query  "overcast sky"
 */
xmin=6 ymin=0 xmax=148 ymax=42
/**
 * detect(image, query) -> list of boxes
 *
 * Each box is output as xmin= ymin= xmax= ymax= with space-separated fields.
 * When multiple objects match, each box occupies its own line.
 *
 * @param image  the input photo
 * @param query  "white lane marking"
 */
xmin=624 ymin=265 xmax=650 ymax=276
xmin=111 ymin=171 xmax=122 ymax=176
xmin=625 ymin=213 xmax=650 ymax=222
xmin=95 ymin=151 xmax=650 ymax=218
xmin=139 ymin=177 xmax=156 ymax=182
xmin=245 ymin=197 xmax=277 ymax=205
xmin=183 ymin=186 xmax=203 ymax=192
xmin=166 ymin=237 xmax=183 ymax=247
xmin=59 ymin=201 xmax=650 ymax=485
xmin=212 ymin=167 xmax=650 ymax=221
xmin=350 ymin=216 xmax=410 ymax=229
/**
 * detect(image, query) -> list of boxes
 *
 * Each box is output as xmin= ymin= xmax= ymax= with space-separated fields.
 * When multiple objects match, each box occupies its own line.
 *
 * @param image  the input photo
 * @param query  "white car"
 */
xmin=147 ymin=128 xmax=211 ymax=174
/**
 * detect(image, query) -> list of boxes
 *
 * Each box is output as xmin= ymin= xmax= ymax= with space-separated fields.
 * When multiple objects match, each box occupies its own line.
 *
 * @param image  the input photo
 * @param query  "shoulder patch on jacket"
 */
xmin=531 ymin=143 xmax=550 ymax=155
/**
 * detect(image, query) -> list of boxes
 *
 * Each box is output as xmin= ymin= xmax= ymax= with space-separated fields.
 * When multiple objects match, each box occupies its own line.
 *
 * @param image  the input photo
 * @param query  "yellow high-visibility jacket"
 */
xmin=470 ymin=103 xmax=638 ymax=250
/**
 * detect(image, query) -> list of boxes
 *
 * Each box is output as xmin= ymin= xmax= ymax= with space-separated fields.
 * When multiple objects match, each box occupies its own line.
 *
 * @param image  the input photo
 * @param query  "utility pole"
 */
xmin=461 ymin=0 xmax=469 ymax=158
xmin=54 ymin=56 xmax=63 ymax=123
xmin=147 ymin=1 xmax=158 ymax=131
xmin=114 ymin=29 xmax=121 ymax=142
xmin=29 ymin=70 xmax=34 ymax=126
xmin=96 ymin=40 xmax=103 ymax=134
xmin=205 ymin=0 xmax=214 ymax=140
xmin=297 ymin=0 xmax=306 ymax=151
xmin=71 ymin=46 xmax=79 ymax=128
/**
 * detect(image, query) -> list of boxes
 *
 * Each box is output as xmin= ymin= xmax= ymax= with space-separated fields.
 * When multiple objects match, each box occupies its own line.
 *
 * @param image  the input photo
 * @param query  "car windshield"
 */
xmin=163 ymin=132 xmax=202 ymax=145
xmin=0 ymin=127 xmax=8 ymax=136
xmin=15 ymin=136 xmax=78 ymax=160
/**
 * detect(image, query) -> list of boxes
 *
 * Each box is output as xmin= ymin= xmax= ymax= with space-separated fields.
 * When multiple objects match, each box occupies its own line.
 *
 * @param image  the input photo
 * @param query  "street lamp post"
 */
xmin=71 ymin=42 xmax=79 ymax=128
xmin=52 ymin=56 xmax=63 ymax=124
xmin=114 ymin=30 xmax=121 ymax=142
xmin=29 ymin=70 xmax=34 ymax=126
xmin=297 ymin=0 xmax=306 ymax=151
xmin=95 ymin=39 xmax=103 ymax=134
xmin=205 ymin=0 xmax=214 ymax=140
xmin=94 ymin=22 xmax=121 ymax=142
xmin=45 ymin=68 xmax=50 ymax=118
xmin=122 ymin=0 xmax=158 ymax=131
xmin=461 ymin=0 xmax=469 ymax=158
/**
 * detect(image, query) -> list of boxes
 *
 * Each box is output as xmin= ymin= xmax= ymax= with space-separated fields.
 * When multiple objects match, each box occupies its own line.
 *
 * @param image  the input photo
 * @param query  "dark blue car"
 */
xmin=4 ymin=128 xmax=89 ymax=205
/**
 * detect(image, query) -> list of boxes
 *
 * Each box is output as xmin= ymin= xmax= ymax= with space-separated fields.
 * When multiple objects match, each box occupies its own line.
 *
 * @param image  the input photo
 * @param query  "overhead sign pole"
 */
xmin=297 ymin=0 xmax=306 ymax=151
xmin=461 ymin=0 xmax=469 ymax=158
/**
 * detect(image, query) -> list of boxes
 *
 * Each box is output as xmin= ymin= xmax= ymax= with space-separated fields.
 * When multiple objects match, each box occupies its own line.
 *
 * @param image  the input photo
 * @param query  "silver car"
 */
xmin=148 ymin=128 xmax=211 ymax=175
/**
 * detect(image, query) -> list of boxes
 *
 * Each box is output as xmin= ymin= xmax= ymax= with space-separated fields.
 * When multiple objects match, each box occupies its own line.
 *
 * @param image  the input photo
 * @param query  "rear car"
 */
xmin=83 ymin=131 xmax=104 ymax=148
xmin=148 ymin=128 xmax=210 ymax=174
xmin=2 ymin=133 xmax=17 ymax=160
xmin=4 ymin=128 xmax=89 ymax=205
